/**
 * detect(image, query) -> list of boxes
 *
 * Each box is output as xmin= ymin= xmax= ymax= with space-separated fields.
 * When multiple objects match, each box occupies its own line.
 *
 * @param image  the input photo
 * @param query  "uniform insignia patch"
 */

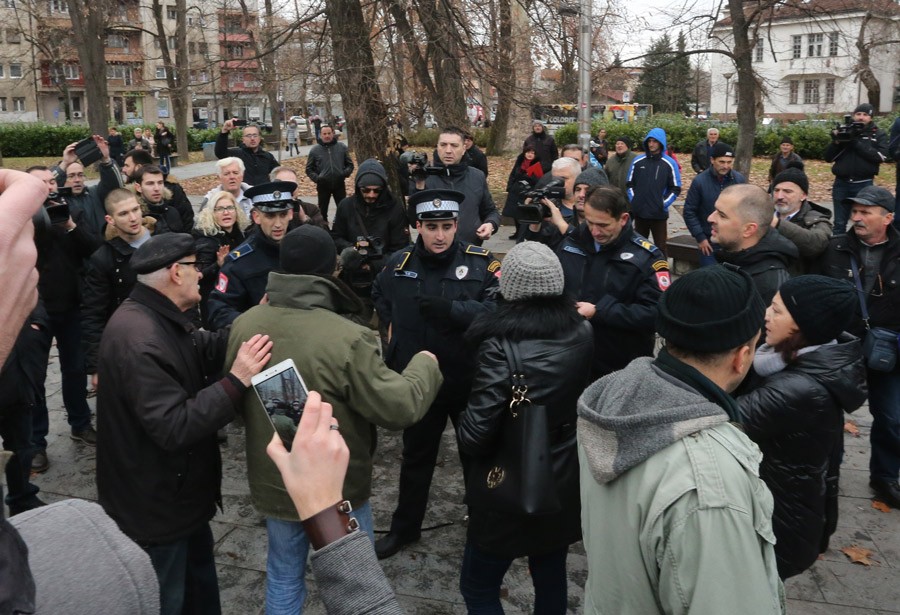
xmin=273 ymin=191 xmax=282 ymax=199
xmin=433 ymin=198 xmax=443 ymax=208
xmin=651 ymin=260 xmax=668 ymax=272
xmin=465 ymin=245 xmax=489 ymax=256
xmin=395 ymin=270 xmax=418 ymax=279
xmin=394 ymin=251 xmax=412 ymax=271
xmin=563 ymin=245 xmax=587 ymax=256
xmin=456 ymin=265 xmax=468 ymax=279
xmin=229 ymin=242 xmax=253 ymax=261
xmin=216 ymin=273 xmax=229 ymax=293
xmin=621 ymin=252 xmax=634 ymax=260
xmin=487 ymin=260 xmax=501 ymax=273
xmin=655 ymin=271 xmax=671 ymax=291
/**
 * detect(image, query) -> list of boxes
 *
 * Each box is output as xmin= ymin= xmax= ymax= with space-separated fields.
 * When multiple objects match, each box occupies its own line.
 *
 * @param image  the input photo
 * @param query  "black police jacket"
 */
xmin=372 ymin=239 xmax=500 ymax=396
xmin=551 ymin=221 xmax=668 ymax=378
xmin=206 ymin=231 xmax=280 ymax=331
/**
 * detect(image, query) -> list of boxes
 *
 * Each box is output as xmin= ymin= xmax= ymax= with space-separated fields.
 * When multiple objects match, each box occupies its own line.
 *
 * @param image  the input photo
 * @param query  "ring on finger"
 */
xmin=329 ymin=423 xmax=340 ymax=431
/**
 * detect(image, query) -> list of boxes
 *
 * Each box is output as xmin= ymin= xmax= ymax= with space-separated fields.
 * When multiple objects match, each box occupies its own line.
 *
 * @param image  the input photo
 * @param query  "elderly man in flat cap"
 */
xmin=95 ymin=232 xmax=274 ymax=615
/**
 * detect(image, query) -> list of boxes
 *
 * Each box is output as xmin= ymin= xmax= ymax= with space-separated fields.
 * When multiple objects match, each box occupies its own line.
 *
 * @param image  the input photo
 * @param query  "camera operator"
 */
xmin=28 ymin=167 xmax=103 ymax=471
xmin=824 ymin=103 xmax=889 ymax=235
xmin=409 ymin=126 xmax=500 ymax=246
xmin=521 ymin=156 xmax=582 ymax=241
xmin=53 ymin=136 xmax=124 ymax=236
xmin=331 ymin=159 xmax=410 ymax=300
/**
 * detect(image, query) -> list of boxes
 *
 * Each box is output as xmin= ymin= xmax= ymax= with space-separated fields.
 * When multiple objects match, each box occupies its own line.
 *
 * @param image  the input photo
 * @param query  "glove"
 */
xmin=417 ymin=296 xmax=452 ymax=320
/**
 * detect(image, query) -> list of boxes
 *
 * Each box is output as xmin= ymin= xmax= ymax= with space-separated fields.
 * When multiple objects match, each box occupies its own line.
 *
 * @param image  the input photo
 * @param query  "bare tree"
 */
xmin=150 ymin=0 xmax=190 ymax=158
xmin=68 ymin=0 xmax=112 ymax=132
xmin=853 ymin=11 xmax=900 ymax=114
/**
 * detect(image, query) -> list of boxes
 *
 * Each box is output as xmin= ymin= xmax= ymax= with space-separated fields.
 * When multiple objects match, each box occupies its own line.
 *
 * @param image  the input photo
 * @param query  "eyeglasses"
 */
xmin=175 ymin=261 xmax=201 ymax=271
xmin=360 ymin=188 xmax=382 ymax=194
xmin=213 ymin=205 xmax=237 ymax=213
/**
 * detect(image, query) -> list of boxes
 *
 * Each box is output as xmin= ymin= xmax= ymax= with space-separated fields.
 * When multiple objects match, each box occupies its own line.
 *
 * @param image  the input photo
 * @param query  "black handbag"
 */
xmin=849 ymin=256 xmax=899 ymax=372
xmin=464 ymin=338 xmax=561 ymax=516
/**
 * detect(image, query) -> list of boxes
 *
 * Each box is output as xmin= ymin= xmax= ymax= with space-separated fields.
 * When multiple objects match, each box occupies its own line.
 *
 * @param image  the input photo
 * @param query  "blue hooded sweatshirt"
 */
xmin=625 ymin=128 xmax=682 ymax=220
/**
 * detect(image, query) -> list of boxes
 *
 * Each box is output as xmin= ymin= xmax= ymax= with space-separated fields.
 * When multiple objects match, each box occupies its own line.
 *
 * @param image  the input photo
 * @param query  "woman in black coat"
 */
xmin=737 ymin=275 xmax=867 ymax=579
xmin=502 ymin=145 xmax=544 ymax=239
xmin=457 ymin=241 xmax=593 ymax=614
xmin=154 ymin=122 xmax=175 ymax=175
xmin=192 ymin=191 xmax=249 ymax=327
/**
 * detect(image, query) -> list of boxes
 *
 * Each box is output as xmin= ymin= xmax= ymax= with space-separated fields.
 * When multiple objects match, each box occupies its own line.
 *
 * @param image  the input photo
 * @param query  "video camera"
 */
xmin=399 ymin=150 xmax=444 ymax=181
xmin=355 ymin=235 xmax=385 ymax=263
xmin=833 ymin=114 xmax=866 ymax=143
xmin=518 ymin=178 xmax=566 ymax=224
xmin=33 ymin=186 xmax=73 ymax=232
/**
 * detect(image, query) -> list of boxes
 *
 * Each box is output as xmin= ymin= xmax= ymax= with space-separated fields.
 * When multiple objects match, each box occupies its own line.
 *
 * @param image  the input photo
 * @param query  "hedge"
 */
xmin=0 ymin=123 xmax=223 ymax=157
xmin=552 ymin=114 xmax=897 ymax=161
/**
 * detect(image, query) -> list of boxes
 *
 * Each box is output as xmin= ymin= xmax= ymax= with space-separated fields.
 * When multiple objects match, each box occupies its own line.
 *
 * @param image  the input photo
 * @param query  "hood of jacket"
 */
xmin=265 ymin=271 xmax=369 ymax=319
xmin=353 ymin=159 xmax=395 ymax=209
xmin=800 ymin=200 xmax=833 ymax=221
xmin=642 ymin=127 xmax=668 ymax=153
xmin=577 ymin=357 xmax=729 ymax=484
xmin=792 ymin=333 xmax=867 ymax=412
xmin=719 ymin=228 xmax=799 ymax=268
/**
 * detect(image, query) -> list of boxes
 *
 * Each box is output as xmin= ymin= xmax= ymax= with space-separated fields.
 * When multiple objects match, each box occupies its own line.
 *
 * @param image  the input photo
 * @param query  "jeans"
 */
xmin=265 ymin=501 xmax=374 ymax=615
xmin=831 ymin=178 xmax=872 ymax=236
xmin=143 ymin=523 xmax=221 ymax=615
xmin=698 ymin=242 xmax=719 ymax=268
xmin=867 ymin=366 xmax=900 ymax=482
xmin=459 ymin=542 xmax=569 ymax=614
xmin=32 ymin=309 xmax=92 ymax=449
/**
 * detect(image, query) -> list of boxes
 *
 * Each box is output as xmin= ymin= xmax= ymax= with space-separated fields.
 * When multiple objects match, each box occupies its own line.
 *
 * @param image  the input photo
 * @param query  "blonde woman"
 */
xmin=192 ymin=190 xmax=250 ymax=326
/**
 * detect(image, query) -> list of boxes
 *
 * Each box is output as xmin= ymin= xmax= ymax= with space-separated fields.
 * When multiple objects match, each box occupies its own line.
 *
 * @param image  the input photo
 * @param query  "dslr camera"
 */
xmin=518 ymin=178 xmax=566 ymax=224
xmin=399 ymin=150 xmax=444 ymax=181
xmin=33 ymin=186 xmax=73 ymax=232
xmin=833 ymin=114 xmax=866 ymax=143
xmin=355 ymin=235 xmax=385 ymax=263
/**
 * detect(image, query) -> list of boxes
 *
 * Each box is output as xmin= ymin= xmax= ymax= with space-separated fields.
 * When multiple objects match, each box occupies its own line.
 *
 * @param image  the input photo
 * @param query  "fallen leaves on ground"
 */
xmin=840 ymin=545 xmax=878 ymax=566
xmin=872 ymin=500 xmax=892 ymax=513
xmin=844 ymin=421 xmax=861 ymax=437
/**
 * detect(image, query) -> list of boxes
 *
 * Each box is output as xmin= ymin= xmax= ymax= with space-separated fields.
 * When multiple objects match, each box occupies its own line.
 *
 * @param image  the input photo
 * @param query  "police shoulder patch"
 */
xmin=651 ymin=259 xmax=668 ymax=272
xmin=216 ymin=272 xmax=229 ymax=293
xmin=228 ymin=241 xmax=254 ymax=261
xmin=563 ymin=244 xmax=587 ymax=257
xmin=631 ymin=235 xmax=657 ymax=254
xmin=394 ymin=249 xmax=412 ymax=271
xmin=487 ymin=259 xmax=501 ymax=273
xmin=465 ymin=245 xmax=490 ymax=257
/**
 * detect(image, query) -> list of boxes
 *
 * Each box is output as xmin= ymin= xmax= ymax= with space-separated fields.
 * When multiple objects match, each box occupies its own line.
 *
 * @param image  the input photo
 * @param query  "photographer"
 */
xmin=408 ymin=126 xmax=500 ymax=246
xmin=824 ymin=103 xmax=889 ymax=235
xmin=53 ymin=136 xmax=125 ymax=236
xmin=521 ymin=157 xmax=581 ymax=241
xmin=331 ymin=159 xmax=410 ymax=300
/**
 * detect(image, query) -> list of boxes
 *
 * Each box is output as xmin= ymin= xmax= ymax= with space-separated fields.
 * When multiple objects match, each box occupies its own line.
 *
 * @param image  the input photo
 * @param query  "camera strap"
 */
xmin=353 ymin=203 xmax=371 ymax=238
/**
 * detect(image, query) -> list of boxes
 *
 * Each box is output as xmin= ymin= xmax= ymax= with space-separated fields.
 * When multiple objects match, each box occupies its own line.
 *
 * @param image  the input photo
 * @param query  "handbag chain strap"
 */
xmin=500 ymin=338 xmax=530 ymax=417
xmin=848 ymin=255 xmax=872 ymax=331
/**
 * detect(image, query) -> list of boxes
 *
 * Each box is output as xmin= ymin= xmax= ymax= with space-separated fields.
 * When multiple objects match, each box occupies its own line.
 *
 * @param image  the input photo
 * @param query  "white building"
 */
xmin=708 ymin=0 xmax=899 ymax=118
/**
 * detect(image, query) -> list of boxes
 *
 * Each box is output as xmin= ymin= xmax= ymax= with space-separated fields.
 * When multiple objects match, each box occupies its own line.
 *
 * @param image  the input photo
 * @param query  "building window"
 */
xmin=0 ymin=97 xmax=6 ymax=111
xmin=825 ymin=78 xmax=835 ymax=104
xmin=829 ymin=32 xmax=839 ymax=56
xmin=106 ymin=64 xmax=134 ymax=85
xmin=107 ymin=34 xmax=128 ymax=49
xmin=157 ymin=96 xmax=170 ymax=118
xmin=166 ymin=5 xmax=176 ymax=19
xmin=53 ymin=64 xmax=80 ymax=80
xmin=3 ymin=0 xmax=15 ymax=8
xmin=12 ymin=97 xmax=24 ymax=111
xmin=754 ymin=40 xmax=763 ymax=63
xmin=167 ymin=35 xmax=176 ymax=49
xmin=49 ymin=0 xmax=68 ymax=13
xmin=807 ymin=33 xmax=823 ymax=57
xmin=156 ymin=65 xmax=166 ymax=79
xmin=188 ymin=41 xmax=195 ymax=54
xmin=227 ymin=45 xmax=243 ymax=58
xmin=199 ymin=42 xmax=208 ymax=54
xmin=789 ymin=80 xmax=799 ymax=105
xmin=0 ymin=64 xmax=4 ymax=78
xmin=792 ymin=35 xmax=802 ymax=59
xmin=9 ymin=63 xmax=21 ymax=78
xmin=803 ymin=79 xmax=820 ymax=104
xmin=6 ymin=29 xmax=21 ymax=44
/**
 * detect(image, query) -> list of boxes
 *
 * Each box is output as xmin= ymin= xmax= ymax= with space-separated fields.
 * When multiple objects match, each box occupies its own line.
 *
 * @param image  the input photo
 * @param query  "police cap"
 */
xmin=244 ymin=180 xmax=296 ymax=213
xmin=409 ymin=189 xmax=464 ymax=221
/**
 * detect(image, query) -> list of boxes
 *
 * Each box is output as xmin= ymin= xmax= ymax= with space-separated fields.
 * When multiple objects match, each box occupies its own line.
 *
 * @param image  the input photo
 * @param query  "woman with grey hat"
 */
xmin=456 ymin=241 xmax=593 ymax=613
xmin=737 ymin=275 xmax=868 ymax=579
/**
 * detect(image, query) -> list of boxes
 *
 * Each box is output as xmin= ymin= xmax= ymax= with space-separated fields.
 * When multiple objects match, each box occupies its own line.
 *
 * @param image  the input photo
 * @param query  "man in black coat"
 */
xmin=53 ymin=137 xmax=123 ymax=235
xmin=710 ymin=184 xmax=798 ymax=305
xmin=122 ymin=149 xmax=194 ymax=231
xmin=133 ymin=165 xmax=186 ymax=234
xmin=215 ymin=121 xmax=279 ymax=187
xmin=305 ymin=125 xmax=354 ymax=222
xmin=463 ymin=131 xmax=489 ymax=177
xmin=96 ymin=233 xmax=272 ymax=614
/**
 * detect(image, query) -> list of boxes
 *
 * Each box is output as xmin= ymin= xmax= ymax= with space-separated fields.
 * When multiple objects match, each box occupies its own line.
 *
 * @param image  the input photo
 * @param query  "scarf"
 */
xmin=654 ymin=347 xmax=742 ymax=423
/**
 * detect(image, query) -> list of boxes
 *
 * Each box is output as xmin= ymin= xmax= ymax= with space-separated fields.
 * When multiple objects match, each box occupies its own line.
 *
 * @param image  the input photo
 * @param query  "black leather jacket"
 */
xmin=738 ymin=335 xmax=867 ymax=579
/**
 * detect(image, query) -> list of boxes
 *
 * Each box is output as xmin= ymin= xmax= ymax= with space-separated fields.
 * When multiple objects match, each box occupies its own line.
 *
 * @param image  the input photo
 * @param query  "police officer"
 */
xmin=206 ymin=181 xmax=294 ymax=330
xmin=528 ymin=185 xmax=669 ymax=379
xmin=372 ymin=189 xmax=501 ymax=559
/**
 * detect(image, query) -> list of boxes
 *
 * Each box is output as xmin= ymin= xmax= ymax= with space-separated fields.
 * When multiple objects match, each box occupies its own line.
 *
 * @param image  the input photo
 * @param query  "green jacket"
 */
xmin=226 ymin=272 xmax=443 ymax=518
xmin=604 ymin=149 xmax=637 ymax=193
xmin=577 ymin=358 xmax=785 ymax=614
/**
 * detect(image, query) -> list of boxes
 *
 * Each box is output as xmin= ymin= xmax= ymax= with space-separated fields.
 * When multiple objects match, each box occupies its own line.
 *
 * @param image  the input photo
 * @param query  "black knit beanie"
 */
xmin=656 ymin=264 xmax=765 ymax=352
xmin=772 ymin=166 xmax=809 ymax=194
xmin=279 ymin=225 xmax=337 ymax=275
xmin=778 ymin=275 xmax=856 ymax=344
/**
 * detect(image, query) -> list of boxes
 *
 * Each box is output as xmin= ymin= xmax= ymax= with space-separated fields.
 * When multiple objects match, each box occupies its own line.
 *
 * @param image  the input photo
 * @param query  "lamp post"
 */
xmin=559 ymin=1 xmax=591 ymax=149
xmin=723 ymin=72 xmax=734 ymax=118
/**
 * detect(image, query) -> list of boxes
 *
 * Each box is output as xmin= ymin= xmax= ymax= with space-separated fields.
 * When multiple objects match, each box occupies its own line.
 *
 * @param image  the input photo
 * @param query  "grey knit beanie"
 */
xmin=499 ymin=241 xmax=564 ymax=302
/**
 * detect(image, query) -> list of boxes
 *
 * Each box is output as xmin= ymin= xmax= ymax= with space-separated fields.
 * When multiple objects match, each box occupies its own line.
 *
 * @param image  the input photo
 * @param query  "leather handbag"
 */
xmin=464 ymin=338 xmax=561 ymax=516
xmin=849 ymin=256 xmax=898 ymax=372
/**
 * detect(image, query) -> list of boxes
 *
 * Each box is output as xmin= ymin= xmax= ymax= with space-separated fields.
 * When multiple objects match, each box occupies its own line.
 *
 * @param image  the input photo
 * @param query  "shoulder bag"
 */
xmin=849 ymin=255 xmax=898 ymax=372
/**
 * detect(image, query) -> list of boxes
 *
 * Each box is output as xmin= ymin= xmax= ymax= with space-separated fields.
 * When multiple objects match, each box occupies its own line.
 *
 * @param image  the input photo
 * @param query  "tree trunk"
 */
xmin=324 ymin=0 xmax=388 ymax=164
xmin=503 ymin=0 xmax=533 ymax=153
xmin=855 ymin=13 xmax=881 ymax=113
xmin=151 ymin=0 xmax=190 ymax=159
xmin=68 ymin=0 xmax=110 ymax=133
xmin=486 ymin=0 xmax=513 ymax=155
xmin=727 ymin=0 xmax=757 ymax=177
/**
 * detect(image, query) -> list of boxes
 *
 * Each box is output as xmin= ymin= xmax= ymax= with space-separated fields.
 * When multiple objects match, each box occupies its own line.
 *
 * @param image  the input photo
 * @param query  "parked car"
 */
xmin=193 ymin=119 xmax=209 ymax=129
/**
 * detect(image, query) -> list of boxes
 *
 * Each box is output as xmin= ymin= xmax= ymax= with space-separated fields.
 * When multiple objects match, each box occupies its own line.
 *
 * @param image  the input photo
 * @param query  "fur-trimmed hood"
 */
xmin=466 ymin=295 xmax=583 ymax=347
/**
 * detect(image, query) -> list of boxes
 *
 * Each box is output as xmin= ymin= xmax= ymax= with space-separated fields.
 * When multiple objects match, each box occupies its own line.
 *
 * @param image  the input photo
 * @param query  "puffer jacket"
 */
xmin=457 ymin=299 xmax=593 ymax=558
xmin=717 ymin=228 xmax=799 ymax=305
xmin=626 ymin=128 xmax=682 ymax=219
xmin=737 ymin=335 xmax=867 ymax=579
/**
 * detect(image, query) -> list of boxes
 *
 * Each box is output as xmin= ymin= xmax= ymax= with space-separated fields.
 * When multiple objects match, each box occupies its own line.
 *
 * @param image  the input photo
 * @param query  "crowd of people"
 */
xmin=0 ymin=107 xmax=899 ymax=615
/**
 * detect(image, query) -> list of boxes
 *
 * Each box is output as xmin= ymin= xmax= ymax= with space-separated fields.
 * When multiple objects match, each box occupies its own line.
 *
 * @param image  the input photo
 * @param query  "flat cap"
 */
xmin=244 ymin=181 xmax=296 ymax=213
xmin=130 ymin=233 xmax=196 ymax=274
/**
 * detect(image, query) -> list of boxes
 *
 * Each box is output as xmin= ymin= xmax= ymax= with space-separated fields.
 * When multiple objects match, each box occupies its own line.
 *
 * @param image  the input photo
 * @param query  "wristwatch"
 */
xmin=302 ymin=500 xmax=360 ymax=549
